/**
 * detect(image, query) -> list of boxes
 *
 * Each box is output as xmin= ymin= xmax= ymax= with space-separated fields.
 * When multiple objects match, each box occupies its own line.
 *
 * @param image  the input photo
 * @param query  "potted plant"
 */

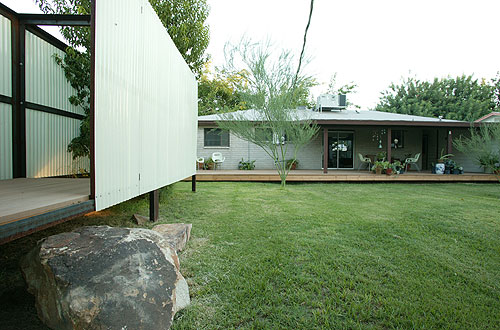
xmin=286 ymin=159 xmax=299 ymax=170
xmin=392 ymin=160 xmax=403 ymax=174
xmin=238 ymin=159 xmax=256 ymax=170
xmin=435 ymin=149 xmax=453 ymax=174
xmin=204 ymin=157 xmax=214 ymax=170
xmin=372 ymin=161 xmax=384 ymax=175
xmin=385 ymin=163 xmax=393 ymax=176
xmin=444 ymin=159 xmax=456 ymax=174
xmin=376 ymin=151 xmax=387 ymax=162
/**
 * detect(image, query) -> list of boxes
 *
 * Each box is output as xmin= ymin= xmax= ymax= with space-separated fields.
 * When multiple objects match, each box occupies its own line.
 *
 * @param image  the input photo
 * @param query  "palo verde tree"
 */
xmin=36 ymin=0 xmax=210 ymax=158
xmin=216 ymin=39 xmax=319 ymax=187
xmin=375 ymin=74 xmax=497 ymax=122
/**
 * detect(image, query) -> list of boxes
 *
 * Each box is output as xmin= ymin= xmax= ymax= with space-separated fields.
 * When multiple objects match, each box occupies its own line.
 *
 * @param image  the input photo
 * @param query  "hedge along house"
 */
xmin=197 ymin=97 xmax=483 ymax=173
xmin=0 ymin=0 xmax=197 ymax=243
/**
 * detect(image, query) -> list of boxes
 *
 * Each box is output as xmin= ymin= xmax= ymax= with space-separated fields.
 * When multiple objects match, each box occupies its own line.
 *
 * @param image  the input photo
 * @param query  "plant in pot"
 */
xmin=238 ymin=159 xmax=256 ymax=170
xmin=385 ymin=162 xmax=394 ymax=176
xmin=372 ymin=161 xmax=384 ymax=175
xmin=392 ymin=160 xmax=403 ymax=174
xmin=376 ymin=151 xmax=387 ymax=162
xmin=204 ymin=157 xmax=215 ymax=170
xmin=444 ymin=159 xmax=456 ymax=175
xmin=286 ymin=159 xmax=299 ymax=170
xmin=435 ymin=149 xmax=453 ymax=174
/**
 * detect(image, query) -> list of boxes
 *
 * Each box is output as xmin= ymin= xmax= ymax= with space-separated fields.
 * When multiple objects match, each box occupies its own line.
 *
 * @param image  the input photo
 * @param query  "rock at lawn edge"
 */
xmin=152 ymin=223 xmax=192 ymax=253
xmin=20 ymin=226 xmax=190 ymax=330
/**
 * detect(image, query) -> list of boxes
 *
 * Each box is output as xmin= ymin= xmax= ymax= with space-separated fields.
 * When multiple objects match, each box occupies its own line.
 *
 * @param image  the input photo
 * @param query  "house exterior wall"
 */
xmin=0 ymin=14 xmax=12 ymax=180
xmin=197 ymin=125 xmax=483 ymax=172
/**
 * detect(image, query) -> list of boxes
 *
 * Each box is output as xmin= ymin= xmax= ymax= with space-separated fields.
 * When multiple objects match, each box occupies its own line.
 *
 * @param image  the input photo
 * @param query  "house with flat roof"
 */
xmin=197 ymin=107 xmax=483 ymax=173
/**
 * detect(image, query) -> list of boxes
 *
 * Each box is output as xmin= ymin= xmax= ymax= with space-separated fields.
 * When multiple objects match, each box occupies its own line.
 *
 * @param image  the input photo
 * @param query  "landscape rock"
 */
xmin=132 ymin=213 xmax=150 ymax=225
xmin=152 ymin=223 xmax=192 ymax=253
xmin=20 ymin=226 xmax=189 ymax=330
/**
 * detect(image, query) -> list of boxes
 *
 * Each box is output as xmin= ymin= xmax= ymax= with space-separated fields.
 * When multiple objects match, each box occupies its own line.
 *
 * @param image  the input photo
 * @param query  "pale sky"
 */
xmin=5 ymin=0 xmax=500 ymax=109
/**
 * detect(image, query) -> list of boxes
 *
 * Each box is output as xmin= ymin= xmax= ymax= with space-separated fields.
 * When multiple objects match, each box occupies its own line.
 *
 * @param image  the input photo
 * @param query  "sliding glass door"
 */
xmin=326 ymin=131 xmax=354 ymax=169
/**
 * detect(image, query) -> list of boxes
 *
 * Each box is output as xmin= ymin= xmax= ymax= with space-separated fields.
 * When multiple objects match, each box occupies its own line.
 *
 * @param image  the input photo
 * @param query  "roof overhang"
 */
xmin=198 ymin=120 xmax=477 ymax=128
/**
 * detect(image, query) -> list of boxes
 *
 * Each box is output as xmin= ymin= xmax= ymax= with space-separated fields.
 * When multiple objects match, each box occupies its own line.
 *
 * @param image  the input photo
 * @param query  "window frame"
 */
xmin=203 ymin=128 xmax=230 ymax=148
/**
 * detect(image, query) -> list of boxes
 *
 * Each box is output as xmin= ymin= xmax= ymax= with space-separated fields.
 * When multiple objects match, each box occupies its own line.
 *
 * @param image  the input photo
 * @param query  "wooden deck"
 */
xmin=0 ymin=178 xmax=93 ymax=243
xmin=193 ymin=170 xmax=499 ymax=182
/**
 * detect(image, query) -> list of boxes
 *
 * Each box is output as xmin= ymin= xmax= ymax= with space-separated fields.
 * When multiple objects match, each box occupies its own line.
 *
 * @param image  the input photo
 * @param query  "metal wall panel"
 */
xmin=25 ymin=31 xmax=84 ymax=116
xmin=26 ymin=109 xmax=89 ymax=178
xmin=94 ymin=0 xmax=197 ymax=211
xmin=0 ymin=14 xmax=11 ymax=97
xmin=0 ymin=103 xmax=12 ymax=179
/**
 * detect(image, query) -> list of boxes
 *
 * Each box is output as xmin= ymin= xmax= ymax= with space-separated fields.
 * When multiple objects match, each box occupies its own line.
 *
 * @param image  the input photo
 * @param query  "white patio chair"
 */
xmin=196 ymin=157 xmax=204 ymax=170
xmin=212 ymin=152 xmax=225 ymax=170
xmin=357 ymin=153 xmax=372 ymax=171
xmin=405 ymin=153 xmax=421 ymax=172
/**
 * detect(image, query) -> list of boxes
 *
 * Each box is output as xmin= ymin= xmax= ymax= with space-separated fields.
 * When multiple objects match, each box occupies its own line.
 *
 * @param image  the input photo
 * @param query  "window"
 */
xmin=204 ymin=128 xmax=229 ymax=147
xmin=392 ymin=130 xmax=405 ymax=148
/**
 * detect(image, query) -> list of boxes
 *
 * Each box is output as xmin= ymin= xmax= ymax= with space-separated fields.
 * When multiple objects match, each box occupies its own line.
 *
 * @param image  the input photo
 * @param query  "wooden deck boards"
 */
xmin=193 ymin=170 xmax=499 ymax=183
xmin=0 ymin=178 xmax=91 ymax=226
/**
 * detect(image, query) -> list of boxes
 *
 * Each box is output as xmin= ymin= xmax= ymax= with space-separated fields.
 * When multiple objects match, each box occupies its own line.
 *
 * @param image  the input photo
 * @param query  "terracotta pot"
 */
xmin=375 ymin=168 xmax=382 ymax=175
xmin=386 ymin=168 xmax=393 ymax=175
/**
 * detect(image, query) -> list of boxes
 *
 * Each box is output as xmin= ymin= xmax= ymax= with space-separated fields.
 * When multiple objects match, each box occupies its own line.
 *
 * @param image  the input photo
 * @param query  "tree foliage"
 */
xmin=36 ymin=0 xmax=210 ymax=158
xmin=375 ymin=75 xmax=497 ymax=122
xmin=325 ymin=73 xmax=360 ymax=109
xmin=198 ymin=64 xmax=248 ymax=116
xmin=216 ymin=40 xmax=319 ymax=187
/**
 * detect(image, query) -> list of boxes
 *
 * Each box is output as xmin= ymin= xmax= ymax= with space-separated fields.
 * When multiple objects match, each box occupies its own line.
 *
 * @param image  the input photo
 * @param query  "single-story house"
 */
xmin=475 ymin=112 xmax=500 ymax=123
xmin=197 ymin=108 xmax=485 ymax=173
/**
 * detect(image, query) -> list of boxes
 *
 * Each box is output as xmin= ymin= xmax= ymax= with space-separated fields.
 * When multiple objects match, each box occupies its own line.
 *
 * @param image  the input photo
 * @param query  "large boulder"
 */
xmin=152 ymin=223 xmax=192 ymax=253
xmin=20 ymin=226 xmax=190 ymax=330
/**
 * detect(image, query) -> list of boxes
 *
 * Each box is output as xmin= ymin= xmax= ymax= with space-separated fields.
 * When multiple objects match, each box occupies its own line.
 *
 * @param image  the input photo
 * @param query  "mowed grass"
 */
xmin=1 ymin=182 xmax=500 ymax=329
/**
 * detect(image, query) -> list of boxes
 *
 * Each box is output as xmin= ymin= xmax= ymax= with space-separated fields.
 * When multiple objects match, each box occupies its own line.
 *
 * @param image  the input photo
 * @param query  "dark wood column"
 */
xmin=192 ymin=174 xmax=196 ymax=192
xmin=12 ymin=20 xmax=26 ymax=178
xmin=149 ymin=190 xmax=159 ymax=222
xmin=323 ymin=127 xmax=328 ymax=173
xmin=447 ymin=130 xmax=453 ymax=154
xmin=387 ymin=127 xmax=392 ymax=163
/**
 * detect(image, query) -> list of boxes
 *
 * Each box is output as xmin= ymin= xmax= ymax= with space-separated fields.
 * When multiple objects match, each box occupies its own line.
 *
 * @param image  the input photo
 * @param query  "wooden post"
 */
xmin=323 ymin=127 xmax=328 ymax=173
xmin=447 ymin=130 xmax=452 ymax=154
xmin=387 ymin=127 xmax=392 ymax=163
xmin=12 ymin=20 xmax=26 ymax=178
xmin=192 ymin=174 xmax=196 ymax=192
xmin=149 ymin=189 xmax=159 ymax=222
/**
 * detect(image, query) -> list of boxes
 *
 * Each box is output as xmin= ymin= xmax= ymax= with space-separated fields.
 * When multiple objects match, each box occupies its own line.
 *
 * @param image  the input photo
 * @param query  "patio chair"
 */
xmin=357 ymin=153 xmax=372 ymax=171
xmin=196 ymin=157 xmax=204 ymax=170
xmin=212 ymin=152 xmax=225 ymax=170
xmin=405 ymin=153 xmax=421 ymax=172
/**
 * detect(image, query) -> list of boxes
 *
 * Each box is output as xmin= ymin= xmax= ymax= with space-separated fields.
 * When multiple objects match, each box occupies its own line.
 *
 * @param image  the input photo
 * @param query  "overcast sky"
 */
xmin=5 ymin=0 xmax=500 ymax=109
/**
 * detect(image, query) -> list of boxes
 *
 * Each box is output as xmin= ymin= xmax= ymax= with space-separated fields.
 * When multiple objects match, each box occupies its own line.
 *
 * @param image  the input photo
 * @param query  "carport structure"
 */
xmin=0 ymin=0 xmax=198 ymax=243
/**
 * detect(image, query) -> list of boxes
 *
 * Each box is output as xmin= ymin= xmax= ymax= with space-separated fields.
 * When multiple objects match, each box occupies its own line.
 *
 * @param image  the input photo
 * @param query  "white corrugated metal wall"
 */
xmin=0 ymin=14 xmax=12 ymax=179
xmin=94 ymin=0 xmax=197 ymax=211
xmin=24 ymin=31 xmax=89 ymax=177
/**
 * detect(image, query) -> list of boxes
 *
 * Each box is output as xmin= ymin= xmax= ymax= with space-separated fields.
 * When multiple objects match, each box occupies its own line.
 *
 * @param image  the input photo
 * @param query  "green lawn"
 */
xmin=1 ymin=182 xmax=500 ymax=329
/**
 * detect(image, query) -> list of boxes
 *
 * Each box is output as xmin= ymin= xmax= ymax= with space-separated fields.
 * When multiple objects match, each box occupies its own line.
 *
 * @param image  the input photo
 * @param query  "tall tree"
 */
xmin=375 ymin=75 xmax=497 ymax=122
xmin=216 ymin=39 xmax=318 ymax=187
xmin=325 ymin=73 xmax=360 ymax=109
xmin=198 ymin=64 xmax=248 ymax=116
xmin=36 ymin=0 xmax=210 ymax=158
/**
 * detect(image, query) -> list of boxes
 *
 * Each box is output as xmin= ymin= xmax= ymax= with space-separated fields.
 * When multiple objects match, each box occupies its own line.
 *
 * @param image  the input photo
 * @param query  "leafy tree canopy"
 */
xmin=375 ymin=74 xmax=498 ymax=122
xmin=325 ymin=73 xmax=360 ymax=109
xmin=198 ymin=63 xmax=248 ymax=116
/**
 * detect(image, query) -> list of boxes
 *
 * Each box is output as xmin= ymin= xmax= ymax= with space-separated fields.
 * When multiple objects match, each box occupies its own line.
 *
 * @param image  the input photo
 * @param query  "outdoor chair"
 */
xmin=405 ymin=153 xmax=421 ymax=172
xmin=212 ymin=152 xmax=225 ymax=170
xmin=357 ymin=153 xmax=372 ymax=171
xmin=196 ymin=157 xmax=204 ymax=170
